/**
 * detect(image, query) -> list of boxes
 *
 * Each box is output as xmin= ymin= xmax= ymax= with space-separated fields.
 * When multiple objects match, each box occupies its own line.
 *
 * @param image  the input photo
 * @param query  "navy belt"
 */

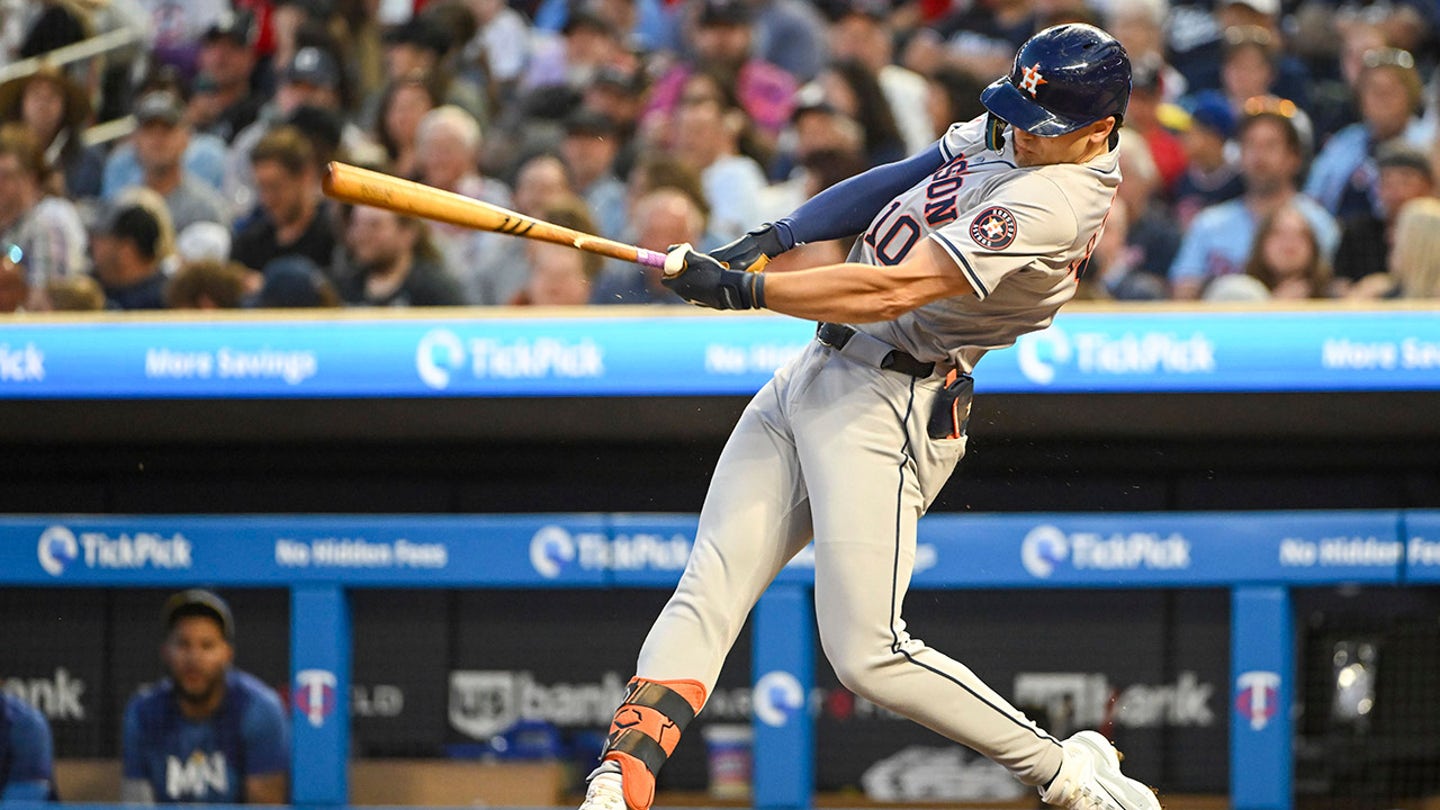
xmin=816 ymin=323 xmax=936 ymax=378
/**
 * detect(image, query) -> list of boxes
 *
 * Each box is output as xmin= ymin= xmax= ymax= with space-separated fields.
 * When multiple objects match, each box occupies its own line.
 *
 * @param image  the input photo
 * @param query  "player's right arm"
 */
xmin=663 ymin=238 xmax=973 ymax=322
xmin=761 ymin=239 xmax=974 ymax=322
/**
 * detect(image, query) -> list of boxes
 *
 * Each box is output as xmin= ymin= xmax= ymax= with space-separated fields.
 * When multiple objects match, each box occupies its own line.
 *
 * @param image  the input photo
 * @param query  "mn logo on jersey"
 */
xmin=165 ymin=750 xmax=228 ymax=799
xmin=1019 ymin=64 xmax=1047 ymax=97
xmin=970 ymin=206 xmax=1018 ymax=250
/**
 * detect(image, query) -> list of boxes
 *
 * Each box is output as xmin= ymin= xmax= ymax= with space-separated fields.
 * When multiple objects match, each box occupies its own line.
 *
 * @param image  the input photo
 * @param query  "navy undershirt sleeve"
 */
xmin=773 ymin=142 xmax=949 ymax=250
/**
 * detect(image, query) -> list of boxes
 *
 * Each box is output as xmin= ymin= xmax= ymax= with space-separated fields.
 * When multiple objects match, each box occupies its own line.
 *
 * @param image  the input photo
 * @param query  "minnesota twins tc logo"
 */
xmin=1019 ymin=63 xmax=1047 ymax=97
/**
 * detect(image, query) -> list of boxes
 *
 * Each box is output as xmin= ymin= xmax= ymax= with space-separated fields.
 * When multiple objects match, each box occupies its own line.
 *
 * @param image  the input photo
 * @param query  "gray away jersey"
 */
xmin=848 ymin=114 xmax=1122 ymax=374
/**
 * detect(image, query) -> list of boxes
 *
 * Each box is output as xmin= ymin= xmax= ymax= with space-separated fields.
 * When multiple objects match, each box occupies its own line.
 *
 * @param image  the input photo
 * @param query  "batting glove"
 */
xmin=710 ymin=223 xmax=789 ymax=273
xmin=662 ymin=243 xmax=766 ymax=310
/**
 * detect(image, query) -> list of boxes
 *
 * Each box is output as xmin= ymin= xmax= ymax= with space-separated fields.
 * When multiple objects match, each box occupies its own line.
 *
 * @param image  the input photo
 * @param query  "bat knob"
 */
xmin=664 ymin=243 xmax=693 ymax=277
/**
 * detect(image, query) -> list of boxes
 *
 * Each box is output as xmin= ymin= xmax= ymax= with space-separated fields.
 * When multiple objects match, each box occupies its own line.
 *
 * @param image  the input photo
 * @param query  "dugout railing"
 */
xmin=3 ymin=510 xmax=1438 ymax=810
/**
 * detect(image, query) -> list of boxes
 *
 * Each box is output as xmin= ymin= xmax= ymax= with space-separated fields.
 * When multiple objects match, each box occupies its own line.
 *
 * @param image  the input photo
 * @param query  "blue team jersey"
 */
xmin=122 ymin=669 xmax=289 ymax=803
xmin=0 ymin=692 xmax=56 ymax=800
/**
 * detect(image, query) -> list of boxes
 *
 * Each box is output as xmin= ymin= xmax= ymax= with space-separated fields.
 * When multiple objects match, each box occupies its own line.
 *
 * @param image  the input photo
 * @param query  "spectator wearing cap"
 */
xmin=644 ymin=0 xmax=798 ymax=152
xmin=0 ymin=124 xmax=88 ymax=309
xmin=769 ymin=87 xmax=865 ymax=199
xmin=232 ymin=126 xmax=335 ymax=273
xmin=128 ymin=90 xmax=233 ymax=233
xmin=103 ymin=80 xmax=230 ymax=205
xmin=584 ymin=66 xmax=648 ymax=177
xmin=561 ymin=109 xmax=628 ymax=239
xmin=0 ymin=689 xmax=55 ymax=800
xmin=121 ymin=589 xmax=289 ymax=804
xmin=1305 ymin=47 xmax=1430 ymax=221
xmin=0 ymin=64 xmax=104 ymax=198
xmin=226 ymin=46 xmax=382 ymax=216
xmin=1169 ymin=107 xmax=1339 ymax=299
xmin=336 ymin=205 xmax=466 ymax=306
xmin=1173 ymin=90 xmax=1243 ymax=226
xmin=1333 ymin=143 xmax=1435 ymax=289
xmin=192 ymin=10 xmax=263 ymax=144
xmin=91 ymin=203 xmax=168 ymax=310
xmin=827 ymin=0 xmax=931 ymax=154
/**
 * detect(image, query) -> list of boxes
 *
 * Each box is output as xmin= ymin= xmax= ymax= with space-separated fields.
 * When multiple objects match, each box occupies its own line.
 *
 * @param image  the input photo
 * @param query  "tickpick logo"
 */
xmin=529 ymin=526 xmax=576 ymax=578
xmin=1235 ymin=671 xmax=1280 ymax=731
xmin=1021 ymin=525 xmax=1068 ymax=578
xmin=1017 ymin=329 xmax=1070 ymax=385
xmin=753 ymin=671 xmax=805 ymax=727
xmin=295 ymin=669 xmax=338 ymax=728
xmin=416 ymin=329 xmax=465 ymax=390
xmin=37 ymin=526 xmax=79 ymax=576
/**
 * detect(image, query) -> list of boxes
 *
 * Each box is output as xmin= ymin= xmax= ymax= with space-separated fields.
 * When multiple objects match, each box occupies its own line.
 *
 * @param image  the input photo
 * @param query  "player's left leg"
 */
xmin=792 ymin=364 xmax=1064 ymax=786
xmin=792 ymin=362 xmax=1160 ymax=808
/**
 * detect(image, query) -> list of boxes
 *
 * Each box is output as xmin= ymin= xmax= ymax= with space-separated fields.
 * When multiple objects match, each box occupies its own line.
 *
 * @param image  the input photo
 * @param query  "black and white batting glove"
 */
xmin=710 ymin=223 xmax=789 ymax=273
xmin=662 ymin=243 xmax=766 ymax=310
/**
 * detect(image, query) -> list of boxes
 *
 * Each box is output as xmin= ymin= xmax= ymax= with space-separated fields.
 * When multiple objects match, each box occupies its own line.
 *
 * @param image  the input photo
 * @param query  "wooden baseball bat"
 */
xmin=321 ymin=162 xmax=668 ymax=269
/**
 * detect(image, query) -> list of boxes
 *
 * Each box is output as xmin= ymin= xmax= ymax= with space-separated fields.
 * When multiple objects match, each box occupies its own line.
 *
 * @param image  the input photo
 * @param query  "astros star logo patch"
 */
xmin=969 ymin=206 xmax=1018 ymax=250
xmin=1018 ymin=63 xmax=1047 ymax=97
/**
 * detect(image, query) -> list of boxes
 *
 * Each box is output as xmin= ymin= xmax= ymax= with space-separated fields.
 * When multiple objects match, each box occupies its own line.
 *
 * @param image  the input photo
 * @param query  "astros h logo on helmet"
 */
xmin=1018 ymin=63 xmax=1047 ymax=97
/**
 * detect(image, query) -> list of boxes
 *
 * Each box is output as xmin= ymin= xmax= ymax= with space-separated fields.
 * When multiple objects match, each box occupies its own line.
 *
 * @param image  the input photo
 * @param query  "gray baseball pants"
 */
xmin=633 ymin=337 xmax=1064 ymax=786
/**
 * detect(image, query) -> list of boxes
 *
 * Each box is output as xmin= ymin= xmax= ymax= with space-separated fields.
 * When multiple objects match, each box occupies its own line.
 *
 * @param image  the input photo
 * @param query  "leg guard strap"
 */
xmin=600 ymin=678 xmax=707 ymax=810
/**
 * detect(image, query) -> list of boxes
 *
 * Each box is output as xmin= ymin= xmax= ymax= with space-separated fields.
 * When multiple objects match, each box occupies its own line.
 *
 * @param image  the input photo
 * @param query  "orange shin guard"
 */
xmin=601 ymin=677 xmax=707 ymax=810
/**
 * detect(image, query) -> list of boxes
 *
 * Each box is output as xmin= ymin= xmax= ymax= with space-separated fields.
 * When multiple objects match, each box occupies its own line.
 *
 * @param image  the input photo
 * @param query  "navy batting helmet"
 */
xmin=980 ymin=24 xmax=1131 ymax=149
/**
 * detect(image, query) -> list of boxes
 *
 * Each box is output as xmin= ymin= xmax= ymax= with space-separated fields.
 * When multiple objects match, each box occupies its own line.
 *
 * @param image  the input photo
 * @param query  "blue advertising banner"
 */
xmin=912 ymin=511 xmax=1404 ymax=587
xmin=0 ymin=515 xmax=609 ymax=587
xmin=1 ymin=308 xmax=1437 ymax=399
xmin=0 ymin=511 xmax=1409 ymax=589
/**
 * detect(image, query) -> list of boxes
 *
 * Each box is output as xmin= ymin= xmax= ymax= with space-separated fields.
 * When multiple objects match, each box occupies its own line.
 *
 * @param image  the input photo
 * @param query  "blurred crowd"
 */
xmin=0 ymin=0 xmax=1438 ymax=313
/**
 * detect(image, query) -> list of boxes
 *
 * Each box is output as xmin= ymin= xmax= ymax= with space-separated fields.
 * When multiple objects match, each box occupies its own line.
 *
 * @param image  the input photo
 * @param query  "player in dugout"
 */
xmin=0 ymin=688 xmax=56 ymax=800
xmin=122 ymin=589 xmax=289 ymax=804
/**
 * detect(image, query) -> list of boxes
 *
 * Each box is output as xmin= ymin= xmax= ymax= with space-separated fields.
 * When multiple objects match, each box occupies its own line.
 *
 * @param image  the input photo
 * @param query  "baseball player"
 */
xmin=122 ymin=590 xmax=290 ymax=804
xmin=579 ymin=24 xmax=1160 ymax=810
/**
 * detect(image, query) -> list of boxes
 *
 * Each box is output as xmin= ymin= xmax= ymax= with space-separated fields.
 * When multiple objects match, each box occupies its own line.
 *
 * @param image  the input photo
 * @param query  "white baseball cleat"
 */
xmin=578 ymin=772 xmax=626 ymax=810
xmin=1039 ymin=730 xmax=1162 ymax=810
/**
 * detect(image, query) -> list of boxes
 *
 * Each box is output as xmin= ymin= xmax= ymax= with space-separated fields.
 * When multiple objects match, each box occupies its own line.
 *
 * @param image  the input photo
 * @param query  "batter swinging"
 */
xmin=580 ymin=24 xmax=1161 ymax=810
